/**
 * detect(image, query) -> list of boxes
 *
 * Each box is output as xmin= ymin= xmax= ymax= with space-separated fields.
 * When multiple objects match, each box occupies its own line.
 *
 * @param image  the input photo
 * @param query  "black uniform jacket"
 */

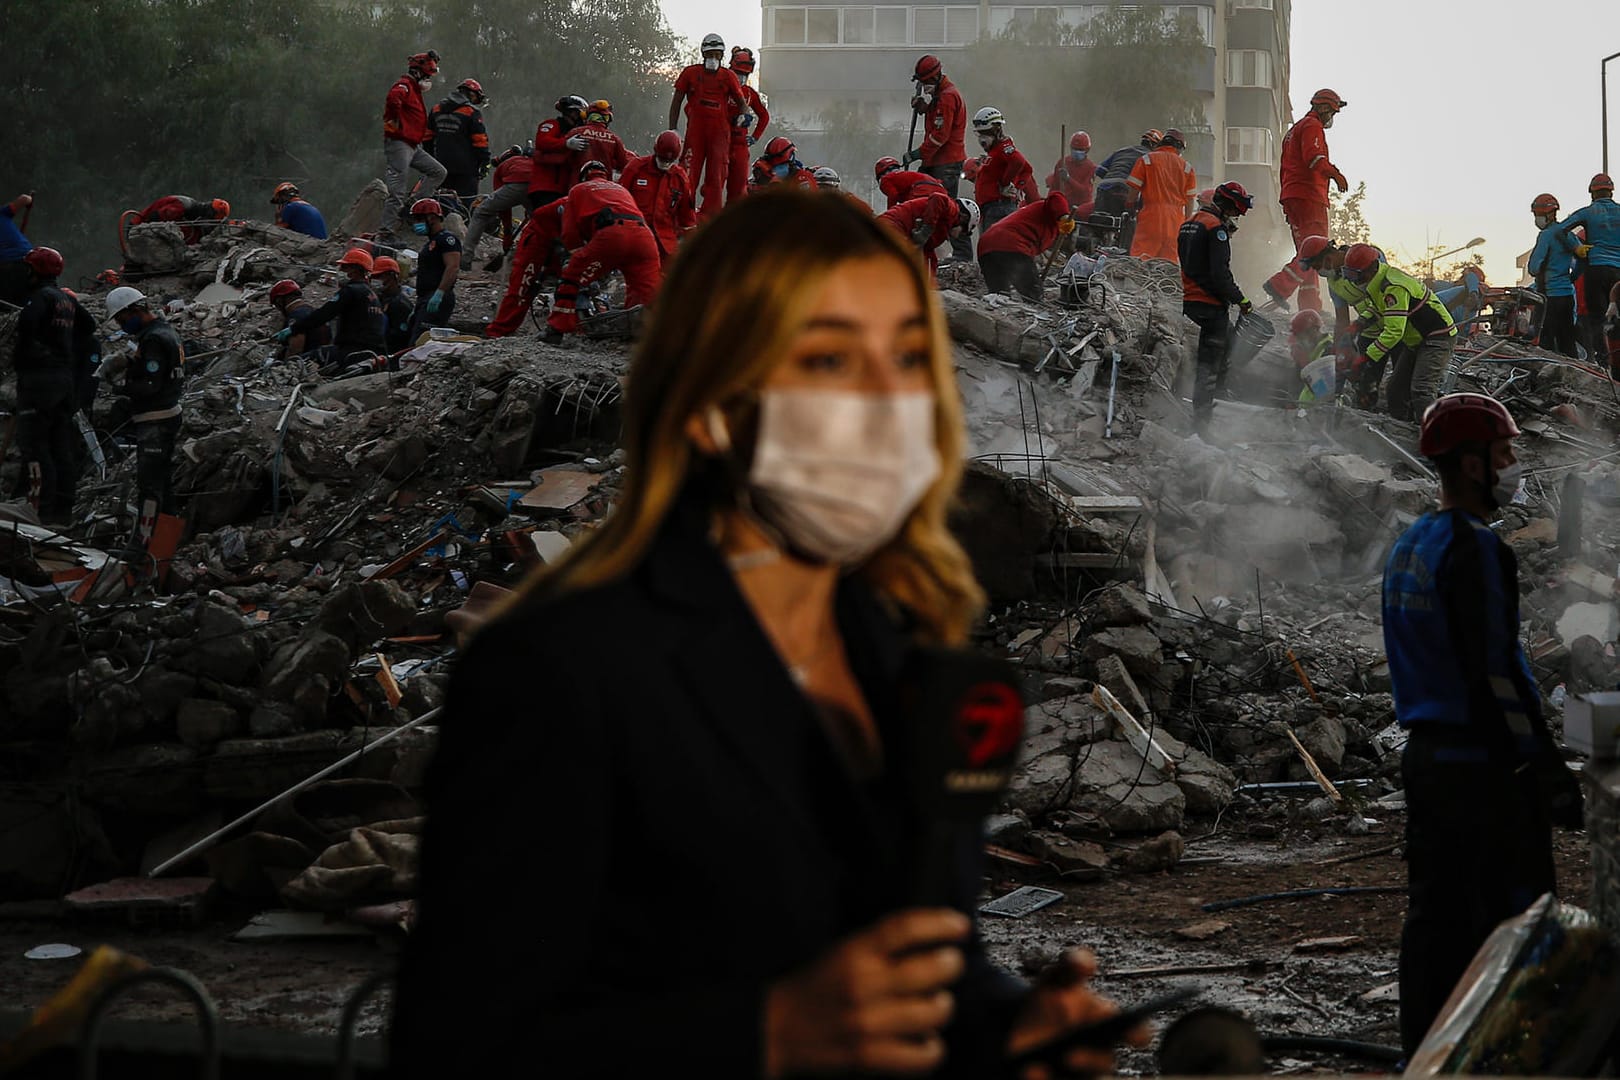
xmin=390 ymin=483 xmax=1026 ymax=1078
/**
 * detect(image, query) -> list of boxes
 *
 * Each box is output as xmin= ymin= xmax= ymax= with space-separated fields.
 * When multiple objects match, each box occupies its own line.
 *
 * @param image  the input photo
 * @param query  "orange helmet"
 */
xmin=269 ymin=279 xmax=301 ymax=302
xmin=587 ymin=99 xmax=614 ymax=125
xmin=94 ymin=269 xmax=121 ymax=289
xmin=369 ymin=256 xmax=401 ymax=277
xmin=1290 ymin=309 xmax=1323 ymax=336
xmin=763 ymin=136 xmax=796 ymax=166
xmin=654 ymin=130 xmax=683 ymax=162
xmin=270 ymin=182 xmax=300 ymax=205
xmin=210 ymin=198 xmax=230 ymax=219
xmin=1141 ymin=128 xmax=1164 ymax=147
xmin=730 ymin=47 xmax=756 ymax=75
xmin=337 ymin=248 xmax=374 ymax=272
xmin=24 ymin=247 xmax=64 ymax=278
xmin=1530 ymin=193 xmax=1560 ymax=215
xmin=1592 ymin=173 xmax=1616 ymax=194
xmin=1342 ymin=243 xmax=1383 ymax=284
xmin=914 ymin=54 xmax=942 ymax=82
xmin=1297 ymin=235 xmax=1334 ymax=267
xmin=409 ymin=197 xmax=444 ymax=217
xmin=579 ymin=160 xmax=610 ymax=182
xmin=1310 ymin=88 xmax=1347 ymax=111
xmin=1418 ymin=394 xmax=1520 ymax=459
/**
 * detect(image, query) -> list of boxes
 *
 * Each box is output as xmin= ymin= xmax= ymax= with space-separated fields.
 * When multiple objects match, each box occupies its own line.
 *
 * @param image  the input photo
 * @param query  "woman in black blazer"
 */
xmin=390 ymin=189 xmax=1138 ymax=1077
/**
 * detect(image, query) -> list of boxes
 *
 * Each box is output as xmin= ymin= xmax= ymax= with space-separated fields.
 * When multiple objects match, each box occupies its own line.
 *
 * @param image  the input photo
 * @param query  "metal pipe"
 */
xmin=147 ymin=707 xmax=443 ymax=877
xmin=1605 ymin=51 xmax=1620 ymax=175
xmin=1366 ymin=423 xmax=1436 ymax=481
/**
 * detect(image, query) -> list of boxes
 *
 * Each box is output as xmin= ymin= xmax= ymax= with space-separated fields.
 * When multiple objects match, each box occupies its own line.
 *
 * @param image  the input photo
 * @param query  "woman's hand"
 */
xmin=764 ymin=908 xmax=970 ymax=1078
xmin=1006 ymin=949 xmax=1151 ymax=1079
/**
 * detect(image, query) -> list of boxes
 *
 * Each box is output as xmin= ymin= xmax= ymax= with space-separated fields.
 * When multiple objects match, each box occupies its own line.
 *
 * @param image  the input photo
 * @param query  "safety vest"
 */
xmin=1363 ymin=263 xmax=1454 ymax=363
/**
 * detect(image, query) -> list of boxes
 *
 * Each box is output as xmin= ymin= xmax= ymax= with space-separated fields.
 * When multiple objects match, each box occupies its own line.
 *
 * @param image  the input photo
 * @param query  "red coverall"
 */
xmin=491 ymin=153 xmax=533 ymax=250
xmin=528 ymin=117 xmax=578 ymax=204
xmin=748 ymin=161 xmax=818 ymax=191
xmin=1275 ymin=112 xmax=1345 ymax=311
xmin=620 ymin=155 xmax=697 ymax=266
xmin=974 ymin=137 xmax=1039 ymax=210
xmin=547 ymin=180 xmax=663 ymax=334
xmin=136 ymin=195 xmax=214 ymax=244
xmin=1046 ymin=156 xmax=1097 ymax=218
xmin=574 ymin=122 xmax=632 ymax=179
xmin=879 ymin=193 xmax=958 ymax=280
xmin=383 ymin=77 xmax=428 ymax=146
xmin=673 ymin=64 xmax=745 ymax=219
xmin=918 ymin=77 xmax=967 ymax=168
xmin=485 ymin=199 xmax=566 ymax=338
xmin=978 ymin=192 xmax=1071 ymax=257
xmin=1127 ymin=148 xmax=1197 ymax=262
xmin=726 ymin=84 xmax=770 ymax=202
xmin=879 ymin=170 xmax=947 ymax=210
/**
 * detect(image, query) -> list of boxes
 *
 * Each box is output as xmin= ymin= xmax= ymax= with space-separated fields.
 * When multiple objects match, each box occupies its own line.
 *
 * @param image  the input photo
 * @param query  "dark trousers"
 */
xmin=1399 ymin=729 xmax=1555 ymax=1056
xmin=526 ymin=189 xmax=565 ymax=213
xmin=16 ymin=367 xmax=79 ymax=520
xmin=408 ymin=289 xmax=457 ymax=343
xmin=1183 ymin=301 xmax=1231 ymax=429
xmin=1385 ymin=344 xmax=1418 ymax=420
xmin=980 ymin=198 xmax=1017 ymax=235
xmin=921 ymin=161 xmax=968 ymax=260
xmin=1541 ymin=294 xmax=1578 ymax=357
xmin=444 ymin=172 xmax=479 ymax=199
xmin=1585 ymin=264 xmax=1620 ymax=365
xmin=134 ymin=414 xmax=182 ymax=516
xmin=979 ymin=250 xmax=1041 ymax=300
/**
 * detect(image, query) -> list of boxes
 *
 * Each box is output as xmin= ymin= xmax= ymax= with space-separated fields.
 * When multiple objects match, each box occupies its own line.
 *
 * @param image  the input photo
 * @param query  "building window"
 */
xmin=876 ymin=7 xmax=908 ymax=43
xmin=844 ymin=6 xmax=875 ymax=42
xmin=1167 ymin=5 xmax=1213 ymax=44
xmin=773 ymin=7 xmax=806 ymax=44
xmin=807 ymin=7 xmax=839 ymax=42
xmin=1225 ymin=126 xmax=1275 ymax=165
xmin=946 ymin=6 xmax=979 ymax=43
xmin=1231 ymin=0 xmax=1274 ymax=9
xmin=914 ymin=6 xmax=946 ymax=44
xmin=1225 ymin=49 xmax=1272 ymax=87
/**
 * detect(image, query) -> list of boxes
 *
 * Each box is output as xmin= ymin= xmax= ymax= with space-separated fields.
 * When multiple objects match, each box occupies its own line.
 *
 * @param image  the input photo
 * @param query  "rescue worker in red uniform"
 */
xmin=1047 ymin=131 xmax=1097 ymax=219
xmin=1178 ymin=181 xmax=1255 ymax=435
xmin=726 ymin=48 xmax=770 ymax=203
xmin=529 ymin=95 xmax=591 ymax=211
xmin=122 ymin=195 xmax=230 ymax=250
xmin=484 ymin=199 xmax=567 ymax=339
xmin=874 ymin=157 xmax=948 ymax=210
xmin=620 ymin=131 xmax=697 ymax=268
xmin=1270 ymin=88 xmax=1349 ymax=312
xmin=542 ymin=162 xmax=664 ymax=341
xmin=466 ymin=143 xmax=533 ymax=270
xmin=669 ymin=33 xmax=746 ymax=219
xmin=879 ymin=194 xmax=977 ymax=281
xmin=750 ymin=137 xmax=818 ymax=190
xmin=971 ymin=107 xmax=1039 ymax=235
xmin=907 ymin=55 xmax=970 ymax=261
xmin=1128 ymin=128 xmax=1197 ymax=263
xmin=977 ymin=191 xmax=1074 ymax=300
xmin=574 ymin=100 xmax=633 ymax=180
xmin=424 ymin=78 xmax=492 ymax=198
xmin=381 ymin=51 xmax=449 ymax=237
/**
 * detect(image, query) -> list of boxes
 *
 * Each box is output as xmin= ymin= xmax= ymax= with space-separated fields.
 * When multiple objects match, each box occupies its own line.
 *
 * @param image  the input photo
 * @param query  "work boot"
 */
xmin=483 ymin=253 xmax=506 ymax=273
xmin=1262 ymin=281 xmax=1291 ymax=311
xmin=539 ymin=326 xmax=565 ymax=345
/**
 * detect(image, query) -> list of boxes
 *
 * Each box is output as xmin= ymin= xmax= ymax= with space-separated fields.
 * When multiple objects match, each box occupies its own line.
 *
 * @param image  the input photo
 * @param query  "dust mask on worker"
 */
xmin=977 ymin=132 xmax=996 ymax=149
xmin=1070 ymin=150 xmax=1087 ymax=162
xmin=1534 ymin=214 xmax=1552 ymax=229
xmin=772 ymin=163 xmax=791 ymax=180
xmin=1489 ymin=460 xmax=1524 ymax=509
xmin=418 ymin=77 xmax=433 ymax=91
xmin=1320 ymin=111 xmax=1334 ymax=129
xmin=708 ymin=390 xmax=941 ymax=565
xmin=704 ymin=56 xmax=720 ymax=71
xmin=913 ymin=81 xmax=934 ymax=106
xmin=655 ymin=157 xmax=675 ymax=172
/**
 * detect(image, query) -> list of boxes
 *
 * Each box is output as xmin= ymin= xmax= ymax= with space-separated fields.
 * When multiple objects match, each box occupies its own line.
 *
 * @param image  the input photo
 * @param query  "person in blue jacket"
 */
xmin=269 ymin=182 xmax=328 ymax=240
xmin=1527 ymin=193 xmax=1580 ymax=356
xmin=1383 ymin=392 xmax=1584 ymax=1058
xmin=1562 ymin=173 xmax=1619 ymax=364
xmin=0 ymin=192 xmax=35 ymax=305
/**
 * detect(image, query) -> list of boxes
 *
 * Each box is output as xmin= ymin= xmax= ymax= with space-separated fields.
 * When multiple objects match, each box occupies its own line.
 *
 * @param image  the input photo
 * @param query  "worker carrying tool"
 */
xmin=1178 ymin=181 xmax=1254 ymax=436
xmin=1384 ymin=392 xmax=1581 ymax=1060
xmin=1047 ymin=130 xmax=1097 ymax=219
xmin=1127 ymin=128 xmax=1196 ymax=263
xmin=1271 ymin=88 xmax=1349 ymax=312
xmin=977 ymin=191 xmax=1074 ymax=300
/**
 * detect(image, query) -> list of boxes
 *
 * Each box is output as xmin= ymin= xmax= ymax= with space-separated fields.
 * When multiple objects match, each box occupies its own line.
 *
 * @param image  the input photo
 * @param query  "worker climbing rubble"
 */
xmin=668 ymin=33 xmax=745 ymax=219
xmin=380 ymin=50 xmax=448 ymax=239
xmin=424 ymin=78 xmax=492 ymax=199
xmin=1267 ymin=88 xmax=1350 ymax=312
xmin=465 ymin=143 xmax=533 ymax=270
xmin=1178 ymin=180 xmax=1254 ymax=436
xmin=541 ymin=161 xmax=662 ymax=343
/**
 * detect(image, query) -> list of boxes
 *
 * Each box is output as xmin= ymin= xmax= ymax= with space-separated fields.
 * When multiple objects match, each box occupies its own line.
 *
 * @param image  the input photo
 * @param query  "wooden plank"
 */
xmin=1091 ymin=684 xmax=1175 ymax=776
xmin=1283 ymin=727 xmax=1343 ymax=804
xmin=1068 ymin=495 xmax=1144 ymax=513
xmin=369 ymin=528 xmax=445 ymax=581
xmin=517 ymin=465 xmax=601 ymax=512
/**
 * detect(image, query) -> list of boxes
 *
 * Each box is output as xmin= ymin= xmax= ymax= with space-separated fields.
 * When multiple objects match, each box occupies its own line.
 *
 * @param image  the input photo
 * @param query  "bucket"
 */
xmin=1226 ymin=310 xmax=1276 ymax=368
xmin=1300 ymin=355 xmax=1335 ymax=400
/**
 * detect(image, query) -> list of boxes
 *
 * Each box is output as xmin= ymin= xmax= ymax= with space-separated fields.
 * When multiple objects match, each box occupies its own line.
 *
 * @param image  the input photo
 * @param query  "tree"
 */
xmin=1328 ymin=182 xmax=1372 ymax=245
xmin=776 ymin=102 xmax=909 ymax=206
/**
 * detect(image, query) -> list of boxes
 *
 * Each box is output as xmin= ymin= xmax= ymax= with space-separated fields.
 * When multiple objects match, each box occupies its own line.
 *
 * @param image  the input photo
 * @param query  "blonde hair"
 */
xmin=509 ymin=188 xmax=984 ymax=643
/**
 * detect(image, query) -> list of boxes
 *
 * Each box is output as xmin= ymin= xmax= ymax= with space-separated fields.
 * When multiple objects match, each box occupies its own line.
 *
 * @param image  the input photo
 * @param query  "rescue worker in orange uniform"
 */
xmin=669 ymin=33 xmax=746 ymax=219
xmin=484 ymin=199 xmax=567 ymax=339
xmin=1128 ymin=128 xmax=1197 ymax=263
xmin=620 ymin=131 xmax=697 ymax=268
xmin=573 ymin=100 xmax=632 ymax=180
xmin=978 ymin=191 xmax=1074 ymax=300
xmin=874 ymin=157 xmax=948 ymax=210
xmin=1270 ymin=88 xmax=1350 ymax=311
xmin=1047 ymin=131 xmax=1097 ymax=219
xmin=528 ymin=95 xmax=591 ymax=210
xmin=726 ymin=48 xmax=770 ymax=203
xmin=879 ymin=194 xmax=978 ymax=281
xmin=1178 ymin=181 xmax=1255 ymax=434
xmin=971 ymin=107 xmax=1039 ymax=235
xmin=542 ymin=161 xmax=663 ymax=341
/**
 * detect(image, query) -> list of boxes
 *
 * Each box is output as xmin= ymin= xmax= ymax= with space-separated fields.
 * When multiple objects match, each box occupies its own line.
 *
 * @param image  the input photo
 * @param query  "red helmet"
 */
xmin=874 ymin=156 xmax=902 ymax=179
xmin=1310 ymin=88 xmax=1347 ymax=111
xmin=409 ymin=197 xmax=444 ymax=217
xmin=1069 ymin=131 xmax=1091 ymax=152
xmin=1418 ymin=394 xmax=1521 ymax=459
xmin=1592 ymin=173 xmax=1616 ymax=194
xmin=369 ymin=256 xmax=401 ymax=277
xmin=763 ymin=136 xmax=796 ymax=166
xmin=654 ymin=130 xmax=683 ymax=162
xmin=1530 ymin=193 xmax=1560 ymax=215
xmin=408 ymin=51 xmax=440 ymax=78
xmin=1342 ymin=243 xmax=1383 ymax=283
xmin=337 ymin=248 xmax=374 ymax=272
xmin=458 ymin=78 xmax=485 ymax=103
xmin=914 ymin=54 xmax=942 ymax=81
xmin=963 ymin=157 xmax=982 ymax=182
xmin=1290 ymin=309 xmax=1323 ymax=336
xmin=94 ymin=269 xmax=121 ymax=289
xmin=1160 ymin=128 xmax=1187 ymax=149
xmin=1213 ymin=181 xmax=1253 ymax=215
xmin=24 ymin=247 xmax=64 ymax=278
xmin=270 ymin=181 xmax=300 ymax=204
xmin=730 ymin=46 xmax=756 ymax=75
xmin=1297 ymin=235 xmax=1334 ymax=267
xmin=210 ymin=198 xmax=230 ymax=219
xmin=579 ymin=160 xmax=610 ymax=182
xmin=1196 ymin=188 xmax=1216 ymax=209
xmin=1141 ymin=128 xmax=1164 ymax=147
xmin=269 ymin=279 xmax=301 ymax=302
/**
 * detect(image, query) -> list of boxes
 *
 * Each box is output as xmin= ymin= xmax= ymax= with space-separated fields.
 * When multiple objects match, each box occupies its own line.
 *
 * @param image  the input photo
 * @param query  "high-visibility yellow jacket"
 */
xmin=1363 ymin=263 xmax=1455 ymax=363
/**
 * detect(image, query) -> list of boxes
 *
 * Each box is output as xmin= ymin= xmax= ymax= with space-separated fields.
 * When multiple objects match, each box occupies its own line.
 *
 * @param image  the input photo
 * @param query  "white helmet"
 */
xmin=812 ymin=166 xmax=840 ymax=189
xmin=701 ymin=33 xmax=725 ymax=53
xmin=957 ymin=198 xmax=981 ymax=235
xmin=105 ymin=286 xmax=148 ymax=320
xmin=971 ymin=106 xmax=1004 ymax=132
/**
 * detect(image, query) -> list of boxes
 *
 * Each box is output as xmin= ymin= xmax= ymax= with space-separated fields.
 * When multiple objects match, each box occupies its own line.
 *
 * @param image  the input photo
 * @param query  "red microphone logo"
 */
xmin=955 ymin=682 xmax=1023 ymax=767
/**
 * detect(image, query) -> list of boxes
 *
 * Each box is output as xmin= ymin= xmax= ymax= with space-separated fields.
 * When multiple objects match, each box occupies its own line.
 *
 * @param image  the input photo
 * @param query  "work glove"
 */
xmin=909 ymin=220 xmax=932 ymax=247
xmin=426 ymin=290 xmax=446 ymax=314
xmin=272 ymin=327 xmax=293 ymax=344
xmin=901 ymin=148 xmax=922 ymax=166
xmin=1238 ymin=298 xmax=1254 ymax=315
xmin=565 ymin=134 xmax=589 ymax=151
xmin=746 ymin=135 xmax=756 ymax=147
xmin=1576 ymin=243 xmax=1593 ymax=259
xmin=479 ymin=162 xmax=491 ymax=179
xmin=1350 ymin=353 xmax=1371 ymax=375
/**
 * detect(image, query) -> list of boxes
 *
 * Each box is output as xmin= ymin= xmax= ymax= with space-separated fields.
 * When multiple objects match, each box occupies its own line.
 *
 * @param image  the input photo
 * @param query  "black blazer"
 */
xmin=389 ymin=489 xmax=1027 ymax=1077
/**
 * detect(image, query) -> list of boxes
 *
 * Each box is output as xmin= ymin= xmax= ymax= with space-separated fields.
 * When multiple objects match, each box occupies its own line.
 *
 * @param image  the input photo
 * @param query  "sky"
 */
xmin=659 ymin=0 xmax=1619 ymax=284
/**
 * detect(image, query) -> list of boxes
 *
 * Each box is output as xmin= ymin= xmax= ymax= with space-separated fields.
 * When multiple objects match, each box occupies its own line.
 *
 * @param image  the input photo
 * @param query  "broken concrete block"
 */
xmin=948 ymin=462 xmax=1060 ymax=601
xmin=124 ymin=223 xmax=193 ymax=272
xmin=1558 ymin=601 xmax=1619 ymax=647
xmin=1294 ymin=716 xmax=1347 ymax=776
xmin=65 ymin=877 xmax=216 ymax=926
xmin=1093 ymin=654 xmax=1150 ymax=720
xmin=176 ymin=698 xmax=242 ymax=749
xmin=249 ymin=702 xmax=303 ymax=738
xmin=1066 ymin=739 xmax=1185 ymax=833
xmin=263 ymin=631 xmax=350 ymax=718
xmin=183 ymin=601 xmax=260 ymax=684
xmin=365 ymin=434 xmax=430 ymax=480
xmin=1081 ymin=625 xmax=1163 ymax=680
xmin=1115 ymin=829 xmax=1184 ymax=873
xmin=307 ymin=372 xmax=395 ymax=411
xmin=1029 ymin=832 xmax=1109 ymax=878
xmin=1093 ymin=583 xmax=1153 ymax=627
xmin=1176 ymin=747 xmax=1238 ymax=814
xmin=337 ymin=179 xmax=388 ymax=238
xmin=315 ymin=580 xmax=416 ymax=653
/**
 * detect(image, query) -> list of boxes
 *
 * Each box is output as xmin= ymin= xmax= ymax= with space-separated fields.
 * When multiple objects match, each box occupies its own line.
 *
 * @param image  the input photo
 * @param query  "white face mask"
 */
xmin=704 ymin=56 xmax=720 ymax=71
xmin=913 ymin=81 xmax=934 ymax=106
xmin=1320 ymin=111 xmax=1334 ymax=129
xmin=655 ymin=158 xmax=674 ymax=172
xmin=419 ymin=77 xmax=433 ymax=91
xmin=1535 ymin=214 xmax=1552 ymax=229
xmin=712 ymin=390 xmax=941 ymax=565
xmin=1490 ymin=460 xmax=1524 ymax=508
xmin=976 ymin=132 xmax=995 ymax=149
